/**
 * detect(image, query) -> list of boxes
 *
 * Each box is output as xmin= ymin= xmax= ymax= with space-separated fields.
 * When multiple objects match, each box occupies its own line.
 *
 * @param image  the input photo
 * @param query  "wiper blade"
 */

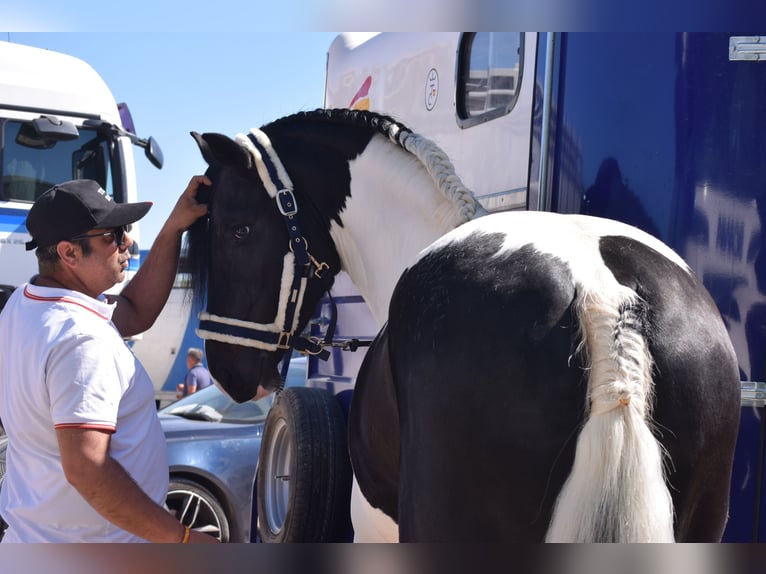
xmin=165 ymin=405 xmax=222 ymax=422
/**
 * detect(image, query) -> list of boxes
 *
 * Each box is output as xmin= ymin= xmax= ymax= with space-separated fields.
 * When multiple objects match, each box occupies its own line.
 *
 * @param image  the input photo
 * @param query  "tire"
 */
xmin=257 ymin=387 xmax=352 ymax=542
xmin=166 ymin=478 xmax=231 ymax=542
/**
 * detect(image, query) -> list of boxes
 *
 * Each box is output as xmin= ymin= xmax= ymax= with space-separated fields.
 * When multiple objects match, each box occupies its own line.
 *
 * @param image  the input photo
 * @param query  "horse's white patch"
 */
xmin=423 ymin=210 xmax=689 ymax=275
xmin=329 ymin=135 xmax=469 ymax=326
xmin=350 ymin=476 xmax=399 ymax=542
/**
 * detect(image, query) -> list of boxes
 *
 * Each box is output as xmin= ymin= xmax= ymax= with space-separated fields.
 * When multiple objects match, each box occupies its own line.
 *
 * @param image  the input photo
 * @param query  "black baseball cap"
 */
xmin=25 ymin=180 xmax=152 ymax=251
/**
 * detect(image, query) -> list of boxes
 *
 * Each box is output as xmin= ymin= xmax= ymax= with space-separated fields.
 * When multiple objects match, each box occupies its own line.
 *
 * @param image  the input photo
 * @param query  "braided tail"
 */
xmin=545 ymin=284 xmax=675 ymax=542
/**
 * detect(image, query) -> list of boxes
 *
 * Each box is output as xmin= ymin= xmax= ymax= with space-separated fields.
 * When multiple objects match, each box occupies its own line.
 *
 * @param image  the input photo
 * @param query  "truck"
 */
xmin=255 ymin=32 xmax=766 ymax=542
xmin=0 ymin=40 xmax=163 ymax=309
xmin=0 ymin=40 xmax=172 ymax=402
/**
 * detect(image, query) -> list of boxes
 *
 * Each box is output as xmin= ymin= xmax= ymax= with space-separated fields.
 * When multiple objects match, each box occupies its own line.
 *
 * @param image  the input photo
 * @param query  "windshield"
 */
xmin=161 ymin=385 xmax=273 ymax=423
xmin=159 ymin=356 xmax=307 ymax=424
xmin=0 ymin=119 xmax=114 ymax=203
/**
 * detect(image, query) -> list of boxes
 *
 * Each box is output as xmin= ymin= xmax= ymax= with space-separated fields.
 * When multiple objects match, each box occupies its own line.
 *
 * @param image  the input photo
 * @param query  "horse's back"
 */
xmin=369 ymin=211 xmax=739 ymax=542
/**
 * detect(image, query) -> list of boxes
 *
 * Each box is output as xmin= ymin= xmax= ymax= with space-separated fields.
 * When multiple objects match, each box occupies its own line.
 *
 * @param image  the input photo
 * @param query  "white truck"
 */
xmin=0 ymin=40 xmax=162 ymax=309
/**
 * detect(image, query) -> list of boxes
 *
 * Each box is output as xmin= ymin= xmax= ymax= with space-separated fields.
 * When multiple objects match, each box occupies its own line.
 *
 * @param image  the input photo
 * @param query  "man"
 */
xmin=0 ymin=178 xmax=218 ymax=543
xmin=176 ymin=348 xmax=212 ymax=398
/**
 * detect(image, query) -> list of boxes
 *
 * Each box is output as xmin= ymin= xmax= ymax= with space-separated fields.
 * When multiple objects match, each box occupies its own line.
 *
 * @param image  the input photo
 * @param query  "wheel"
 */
xmin=257 ymin=387 xmax=352 ymax=542
xmin=166 ymin=478 xmax=231 ymax=542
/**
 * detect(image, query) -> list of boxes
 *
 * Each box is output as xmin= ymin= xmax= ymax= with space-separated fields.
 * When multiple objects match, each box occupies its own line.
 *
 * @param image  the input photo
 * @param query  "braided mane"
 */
xmin=266 ymin=109 xmax=486 ymax=223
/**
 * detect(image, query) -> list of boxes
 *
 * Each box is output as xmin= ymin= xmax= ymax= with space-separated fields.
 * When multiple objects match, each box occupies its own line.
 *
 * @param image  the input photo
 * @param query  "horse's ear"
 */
xmin=190 ymin=131 xmax=213 ymax=165
xmin=190 ymin=131 xmax=252 ymax=170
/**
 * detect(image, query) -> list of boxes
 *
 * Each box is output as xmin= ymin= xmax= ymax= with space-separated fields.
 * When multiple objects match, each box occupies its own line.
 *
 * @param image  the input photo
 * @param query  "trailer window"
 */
xmin=457 ymin=33 xmax=523 ymax=127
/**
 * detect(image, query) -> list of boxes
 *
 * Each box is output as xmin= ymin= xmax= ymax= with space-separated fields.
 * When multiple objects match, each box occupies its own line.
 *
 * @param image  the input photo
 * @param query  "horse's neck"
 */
xmin=329 ymin=137 xmax=469 ymax=325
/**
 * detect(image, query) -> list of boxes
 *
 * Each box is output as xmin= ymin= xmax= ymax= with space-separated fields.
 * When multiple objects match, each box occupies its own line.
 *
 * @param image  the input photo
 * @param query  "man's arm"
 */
xmin=111 ymin=175 xmax=210 ymax=337
xmin=56 ymin=426 xmax=217 ymax=543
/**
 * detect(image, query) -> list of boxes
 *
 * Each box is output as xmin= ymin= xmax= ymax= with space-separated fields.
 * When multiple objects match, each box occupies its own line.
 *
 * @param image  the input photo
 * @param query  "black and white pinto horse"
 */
xmin=188 ymin=109 xmax=740 ymax=542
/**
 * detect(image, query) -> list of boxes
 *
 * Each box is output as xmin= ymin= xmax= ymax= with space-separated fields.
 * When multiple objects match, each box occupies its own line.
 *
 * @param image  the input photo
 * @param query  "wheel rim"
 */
xmin=166 ymin=485 xmax=225 ymax=541
xmin=263 ymin=416 xmax=292 ymax=535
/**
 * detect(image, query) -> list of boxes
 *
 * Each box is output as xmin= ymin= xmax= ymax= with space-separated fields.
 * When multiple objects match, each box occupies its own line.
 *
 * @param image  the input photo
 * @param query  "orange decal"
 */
xmin=350 ymin=76 xmax=372 ymax=110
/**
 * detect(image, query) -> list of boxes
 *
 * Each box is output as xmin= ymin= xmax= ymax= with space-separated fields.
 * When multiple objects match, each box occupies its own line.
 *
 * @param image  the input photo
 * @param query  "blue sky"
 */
xmin=1 ymin=31 xmax=338 ymax=246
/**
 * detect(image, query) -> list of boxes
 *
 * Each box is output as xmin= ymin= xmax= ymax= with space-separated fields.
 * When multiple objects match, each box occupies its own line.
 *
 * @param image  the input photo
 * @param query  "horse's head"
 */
xmin=187 ymin=109 xmax=475 ymax=402
xmin=187 ymin=128 xmax=341 ymax=402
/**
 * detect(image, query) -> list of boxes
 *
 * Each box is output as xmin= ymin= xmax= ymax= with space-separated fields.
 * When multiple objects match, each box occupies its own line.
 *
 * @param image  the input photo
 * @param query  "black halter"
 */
xmin=196 ymin=128 xmax=332 ymax=360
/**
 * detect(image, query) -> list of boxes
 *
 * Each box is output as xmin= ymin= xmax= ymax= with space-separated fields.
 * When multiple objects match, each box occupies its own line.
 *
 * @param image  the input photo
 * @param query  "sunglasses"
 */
xmin=70 ymin=225 xmax=129 ymax=247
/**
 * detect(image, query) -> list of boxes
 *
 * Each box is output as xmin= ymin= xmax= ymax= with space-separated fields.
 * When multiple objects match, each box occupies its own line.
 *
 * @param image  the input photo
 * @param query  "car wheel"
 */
xmin=257 ymin=387 xmax=352 ymax=542
xmin=166 ymin=478 xmax=231 ymax=542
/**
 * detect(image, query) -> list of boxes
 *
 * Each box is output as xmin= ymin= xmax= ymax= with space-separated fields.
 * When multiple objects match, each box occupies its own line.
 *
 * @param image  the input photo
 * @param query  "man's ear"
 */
xmin=56 ymin=241 xmax=81 ymax=269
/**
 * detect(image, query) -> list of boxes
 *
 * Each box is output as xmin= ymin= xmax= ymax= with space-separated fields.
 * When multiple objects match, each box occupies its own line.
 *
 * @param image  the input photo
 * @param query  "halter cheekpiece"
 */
xmin=196 ymin=129 xmax=331 ymax=359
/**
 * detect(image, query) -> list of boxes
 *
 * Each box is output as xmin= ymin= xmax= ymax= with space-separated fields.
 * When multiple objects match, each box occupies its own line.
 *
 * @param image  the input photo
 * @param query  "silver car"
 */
xmin=161 ymin=355 xmax=306 ymax=542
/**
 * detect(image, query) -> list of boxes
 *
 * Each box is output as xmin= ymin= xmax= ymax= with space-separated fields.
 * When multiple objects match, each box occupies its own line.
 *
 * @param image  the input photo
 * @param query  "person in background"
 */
xmin=0 ymin=177 xmax=218 ymax=543
xmin=176 ymin=347 xmax=212 ymax=398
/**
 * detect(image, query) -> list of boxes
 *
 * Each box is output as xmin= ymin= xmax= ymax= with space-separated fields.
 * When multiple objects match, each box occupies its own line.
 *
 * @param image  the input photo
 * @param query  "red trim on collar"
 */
xmin=23 ymin=285 xmax=110 ymax=321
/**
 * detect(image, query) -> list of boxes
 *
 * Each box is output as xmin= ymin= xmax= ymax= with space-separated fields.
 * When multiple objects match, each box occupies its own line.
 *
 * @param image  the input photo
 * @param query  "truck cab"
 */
xmin=0 ymin=40 xmax=162 ymax=304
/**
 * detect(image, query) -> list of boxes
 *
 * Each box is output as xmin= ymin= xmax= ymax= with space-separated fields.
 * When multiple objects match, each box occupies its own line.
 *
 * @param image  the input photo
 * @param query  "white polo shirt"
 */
xmin=0 ymin=282 xmax=168 ymax=542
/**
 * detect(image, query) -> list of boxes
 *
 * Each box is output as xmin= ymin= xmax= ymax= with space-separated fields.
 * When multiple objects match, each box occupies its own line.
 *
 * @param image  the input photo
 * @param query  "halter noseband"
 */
xmin=196 ymin=128 xmax=331 ymax=360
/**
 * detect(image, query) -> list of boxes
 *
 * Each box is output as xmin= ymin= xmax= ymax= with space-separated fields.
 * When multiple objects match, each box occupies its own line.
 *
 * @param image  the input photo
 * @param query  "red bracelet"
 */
xmin=181 ymin=525 xmax=191 ymax=544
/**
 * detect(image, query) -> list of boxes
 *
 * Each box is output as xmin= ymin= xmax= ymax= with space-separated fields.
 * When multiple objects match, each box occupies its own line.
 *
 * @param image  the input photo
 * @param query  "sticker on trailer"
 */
xmin=425 ymin=68 xmax=438 ymax=111
xmin=350 ymin=76 xmax=372 ymax=110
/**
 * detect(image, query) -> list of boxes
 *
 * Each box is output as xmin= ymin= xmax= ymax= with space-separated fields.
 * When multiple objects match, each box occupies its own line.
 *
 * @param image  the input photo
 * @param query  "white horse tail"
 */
xmin=545 ymin=283 xmax=675 ymax=542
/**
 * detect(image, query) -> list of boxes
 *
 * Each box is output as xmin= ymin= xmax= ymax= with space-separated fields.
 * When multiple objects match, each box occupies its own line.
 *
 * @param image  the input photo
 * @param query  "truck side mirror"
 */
xmin=145 ymin=136 xmax=164 ymax=169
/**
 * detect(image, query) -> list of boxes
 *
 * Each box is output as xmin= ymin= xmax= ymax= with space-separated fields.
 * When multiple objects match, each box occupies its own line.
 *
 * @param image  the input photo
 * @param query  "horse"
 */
xmin=187 ymin=108 xmax=741 ymax=542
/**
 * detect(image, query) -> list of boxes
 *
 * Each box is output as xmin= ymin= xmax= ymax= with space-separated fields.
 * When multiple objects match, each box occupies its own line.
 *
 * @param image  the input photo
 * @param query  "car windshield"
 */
xmin=159 ymin=355 xmax=306 ymax=424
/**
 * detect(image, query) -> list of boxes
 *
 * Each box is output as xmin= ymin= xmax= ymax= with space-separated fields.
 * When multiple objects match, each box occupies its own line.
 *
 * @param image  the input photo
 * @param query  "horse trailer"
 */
xmin=252 ymin=32 xmax=766 ymax=542
xmin=0 ymin=40 xmax=163 ymax=311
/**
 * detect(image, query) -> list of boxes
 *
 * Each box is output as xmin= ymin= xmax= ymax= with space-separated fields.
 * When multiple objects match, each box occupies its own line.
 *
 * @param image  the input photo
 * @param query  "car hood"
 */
xmin=159 ymin=413 xmax=265 ymax=441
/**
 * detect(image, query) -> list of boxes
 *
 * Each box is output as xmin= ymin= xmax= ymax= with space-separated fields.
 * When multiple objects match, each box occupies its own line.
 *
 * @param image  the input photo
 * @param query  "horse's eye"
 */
xmin=233 ymin=225 xmax=251 ymax=241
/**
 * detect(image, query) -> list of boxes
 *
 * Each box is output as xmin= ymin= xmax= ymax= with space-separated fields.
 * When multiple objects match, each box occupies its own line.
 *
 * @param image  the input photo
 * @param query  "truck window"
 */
xmin=1 ymin=119 xmax=113 ymax=203
xmin=457 ymin=32 xmax=523 ymax=127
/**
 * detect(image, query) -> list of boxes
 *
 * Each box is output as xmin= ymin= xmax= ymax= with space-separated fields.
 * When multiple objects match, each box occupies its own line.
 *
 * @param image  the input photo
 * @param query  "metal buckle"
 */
xmin=276 ymin=188 xmax=298 ymax=217
xmin=314 ymin=261 xmax=330 ymax=279
xmin=277 ymin=331 xmax=292 ymax=349
xmin=303 ymin=336 xmax=327 ymax=356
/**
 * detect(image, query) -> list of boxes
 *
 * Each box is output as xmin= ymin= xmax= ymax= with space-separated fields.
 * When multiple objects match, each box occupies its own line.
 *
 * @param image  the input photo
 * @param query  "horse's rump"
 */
xmin=360 ymin=211 xmax=740 ymax=542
